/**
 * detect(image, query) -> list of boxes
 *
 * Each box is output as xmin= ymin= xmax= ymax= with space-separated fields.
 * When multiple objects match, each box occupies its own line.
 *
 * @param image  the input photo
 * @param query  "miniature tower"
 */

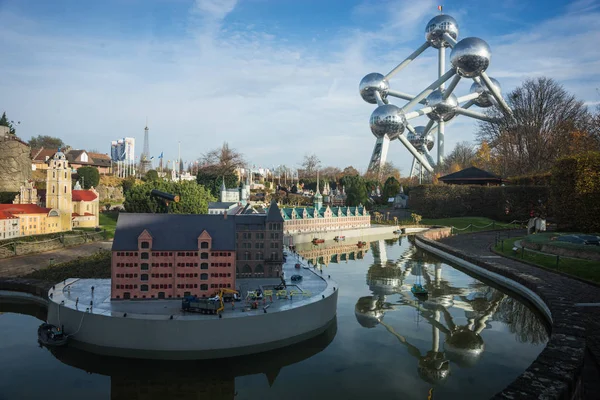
xmin=46 ymin=150 xmax=73 ymax=231
xmin=139 ymin=124 xmax=152 ymax=174
xmin=314 ymin=170 xmax=323 ymax=209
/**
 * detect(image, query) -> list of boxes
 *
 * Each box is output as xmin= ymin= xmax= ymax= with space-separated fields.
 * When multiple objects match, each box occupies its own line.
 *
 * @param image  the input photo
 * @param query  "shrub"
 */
xmin=408 ymin=185 xmax=550 ymax=222
xmin=550 ymin=152 xmax=600 ymax=233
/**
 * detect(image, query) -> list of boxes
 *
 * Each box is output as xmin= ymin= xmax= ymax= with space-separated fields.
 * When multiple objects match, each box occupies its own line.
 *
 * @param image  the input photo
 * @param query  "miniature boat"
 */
xmin=411 ymin=284 xmax=428 ymax=297
xmin=38 ymin=323 xmax=68 ymax=347
xmin=295 ymin=263 xmax=301 ymax=269
xmin=393 ymin=230 xmax=401 ymax=234
xmin=356 ymin=241 xmax=367 ymax=248
xmin=312 ymin=238 xmax=325 ymax=244
xmin=334 ymin=236 xmax=345 ymax=241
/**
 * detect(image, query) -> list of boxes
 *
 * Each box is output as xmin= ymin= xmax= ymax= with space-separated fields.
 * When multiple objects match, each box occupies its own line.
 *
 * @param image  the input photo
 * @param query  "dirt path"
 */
xmin=0 ymin=241 xmax=113 ymax=278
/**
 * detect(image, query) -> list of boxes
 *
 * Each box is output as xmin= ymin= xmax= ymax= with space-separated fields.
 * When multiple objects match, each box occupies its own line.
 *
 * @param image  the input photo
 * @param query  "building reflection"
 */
xmin=43 ymin=318 xmax=337 ymax=400
xmin=294 ymin=241 xmax=368 ymax=268
xmin=355 ymin=239 xmax=548 ymax=387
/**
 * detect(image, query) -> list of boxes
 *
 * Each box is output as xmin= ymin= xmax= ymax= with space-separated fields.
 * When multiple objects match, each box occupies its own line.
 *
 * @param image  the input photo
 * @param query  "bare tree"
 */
xmin=477 ymin=77 xmax=591 ymax=176
xmin=199 ymin=142 xmax=245 ymax=175
xmin=299 ymin=154 xmax=321 ymax=178
xmin=444 ymin=141 xmax=477 ymax=170
xmin=320 ymin=166 xmax=342 ymax=181
xmin=342 ymin=166 xmax=360 ymax=176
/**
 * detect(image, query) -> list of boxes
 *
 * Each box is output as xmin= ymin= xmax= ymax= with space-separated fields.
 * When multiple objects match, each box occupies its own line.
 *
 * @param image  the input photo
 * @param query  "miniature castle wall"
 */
xmin=0 ymin=127 xmax=32 ymax=193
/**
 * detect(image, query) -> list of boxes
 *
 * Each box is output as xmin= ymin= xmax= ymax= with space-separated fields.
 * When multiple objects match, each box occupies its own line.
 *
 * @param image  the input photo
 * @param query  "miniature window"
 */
xmin=141 ymin=241 xmax=149 ymax=249
xmin=201 ymin=263 xmax=208 ymax=269
xmin=200 ymin=284 xmax=208 ymax=290
xmin=200 ymin=273 xmax=208 ymax=280
xmin=200 ymin=242 xmax=209 ymax=249
xmin=140 ymin=285 xmax=148 ymax=292
xmin=141 ymin=252 xmax=149 ymax=259
xmin=141 ymin=274 xmax=148 ymax=281
xmin=201 ymin=252 xmax=209 ymax=259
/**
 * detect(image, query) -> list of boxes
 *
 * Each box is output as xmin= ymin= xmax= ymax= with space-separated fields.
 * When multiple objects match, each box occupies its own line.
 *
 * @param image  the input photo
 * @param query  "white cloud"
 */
xmin=0 ymin=1 xmax=598 ymax=176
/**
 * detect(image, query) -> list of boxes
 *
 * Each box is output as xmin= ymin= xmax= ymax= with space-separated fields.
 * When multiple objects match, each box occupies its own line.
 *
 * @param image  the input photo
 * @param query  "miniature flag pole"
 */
xmin=438 ymin=5 xmax=443 ymax=14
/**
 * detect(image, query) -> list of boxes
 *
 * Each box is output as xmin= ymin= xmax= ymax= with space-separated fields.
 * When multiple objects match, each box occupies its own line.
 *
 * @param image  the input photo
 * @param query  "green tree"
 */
xmin=383 ymin=176 xmax=400 ymax=200
xmin=196 ymin=166 xmax=238 ymax=197
xmin=28 ymin=135 xmax=66 ymax=149
xmin=145 ymin=169 xmax=159 ymax=182
xmin=124 ymin=180 xmax=215 ymax=214
xmin=77 ymin=166 xmax=100 ymax=189
xmin=342 ymin=175 xmax=369 ymax=206
xmin=122 ymin=176 xmax=137 ymax=195
xmin=0 ymin=112 xmax=16 ymax=134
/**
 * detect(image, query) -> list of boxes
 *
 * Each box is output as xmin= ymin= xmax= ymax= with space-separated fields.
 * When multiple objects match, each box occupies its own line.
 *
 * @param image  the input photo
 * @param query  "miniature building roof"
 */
xmin=0 ymin=204 xmax=52 ymax=214
xmin=438 ymin=166 xmax=503 ymax=185
xmin=31 ymin=148 xmax=57 ymax=162
xmin=111 ymin=213 xmax=236 ymax=251
xmin=266 ymin=201 xmax=284 ymax=222
xmin=208 ymin=201 xmax=238 ymax=209
xmin=72 ymin=190 xmax=98 ymax=202
xmin=0 ymin=210 xmax=18 ymax=219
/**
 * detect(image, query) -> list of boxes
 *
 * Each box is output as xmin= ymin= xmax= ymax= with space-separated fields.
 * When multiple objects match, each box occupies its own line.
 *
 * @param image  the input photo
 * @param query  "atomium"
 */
xmin=360 ymin=73 xmax=390 ymax=104
xmin=425 ymin=14 xmax=459 ymax=49
xmin=359 ymin=9 xmax=513 ymax=181
xmin=369 ymin=104 xmax=406 ymax=140
xmin=470 ymin=77 xmax=501 ymax=108
xmin=450 ymin=37 xmax=491 ymax=78
xmin=426 ymin=89 xmax=459 ymax=122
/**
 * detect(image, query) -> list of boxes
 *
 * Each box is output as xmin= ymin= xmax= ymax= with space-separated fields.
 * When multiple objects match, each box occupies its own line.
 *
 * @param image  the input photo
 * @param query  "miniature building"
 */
xmin=72 ymin=188 xmax=99 ymax=228
xmin=31 ymin=148 xmax=111 ymax=174
xmin=10 ymin=151 xmax=101 ymax=235
xmin=270 ymin=179 xmax=370 ymax=234
xmin=208 ymin=177 xmax=249 ymax=215
xmin=0 ymin=204 xmax=62 ymax=236
xmin=110 ymin=201 xmax=284 ymax=300
xmin=0 ymin=210 xmax=20 ymax=239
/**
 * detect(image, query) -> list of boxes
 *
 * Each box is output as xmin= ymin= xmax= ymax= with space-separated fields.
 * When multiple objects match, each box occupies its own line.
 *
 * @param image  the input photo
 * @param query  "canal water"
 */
xmin=0 ymin=236 xmax=548 ymax=400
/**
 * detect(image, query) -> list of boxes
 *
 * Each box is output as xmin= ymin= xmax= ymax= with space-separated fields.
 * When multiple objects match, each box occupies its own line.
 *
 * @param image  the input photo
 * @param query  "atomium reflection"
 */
xmin=359 ymin=9 xmax=513 ymax=181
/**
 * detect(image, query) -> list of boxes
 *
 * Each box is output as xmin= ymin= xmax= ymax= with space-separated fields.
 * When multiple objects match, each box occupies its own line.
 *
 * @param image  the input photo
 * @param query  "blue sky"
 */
xmin=1 ymin=0 xmax=599 ymax=175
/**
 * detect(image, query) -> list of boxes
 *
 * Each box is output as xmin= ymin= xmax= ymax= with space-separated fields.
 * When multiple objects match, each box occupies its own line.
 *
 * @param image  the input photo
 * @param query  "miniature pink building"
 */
xmin=111 ymin=214 xmax=237 ymax=300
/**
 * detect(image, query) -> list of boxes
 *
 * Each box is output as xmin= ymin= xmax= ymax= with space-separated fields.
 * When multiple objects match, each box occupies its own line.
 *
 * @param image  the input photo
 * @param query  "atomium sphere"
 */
xmin=425 ymin=14 xmax=459 ymax=49
xmin=444 ymin=328 xmax=485 ymax=368
xmin=450 ymin=37 xmax=491 ymax=78
xmin=359 ymin=73 xmax=389 ymax=104
xmin=369 ymin=104 xmax=406 ymax=139
xmin=469 ymin=77 xmax=501 ymax=108
xmin=426 ymin=89 xmax=459 ymax=122
xmin=424 ymin=132 xmax=435 ymax=152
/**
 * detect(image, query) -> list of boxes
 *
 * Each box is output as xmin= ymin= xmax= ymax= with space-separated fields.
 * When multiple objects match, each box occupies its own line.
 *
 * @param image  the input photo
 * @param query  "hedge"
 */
xmin=550 ymin=152 xmax=600 ymax=233
xmin=408 ymin=185 xmax=550 ymax=222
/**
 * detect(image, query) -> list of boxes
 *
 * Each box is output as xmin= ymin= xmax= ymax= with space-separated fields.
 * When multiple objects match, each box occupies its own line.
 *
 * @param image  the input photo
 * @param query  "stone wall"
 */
xmin=96 ymin=184 xmax=124 ymax=204
xmin=0 ymin=130 xmax=32 ymax=193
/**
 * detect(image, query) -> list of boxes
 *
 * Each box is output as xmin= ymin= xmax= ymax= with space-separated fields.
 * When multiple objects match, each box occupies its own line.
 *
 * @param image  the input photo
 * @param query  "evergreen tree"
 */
xmin=342 ymin=175 xmax=369 ymax=206
xmin=77 ymin=167 xmax=100 ymax=189
xmin=0 ymin=112 xmax=16 ymax=134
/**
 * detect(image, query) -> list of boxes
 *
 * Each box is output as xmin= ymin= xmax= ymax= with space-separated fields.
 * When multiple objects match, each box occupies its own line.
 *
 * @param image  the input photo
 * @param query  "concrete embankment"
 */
xmin=415 ymin=228 xmax=592 ymax=400
xmin=288 ymin=225 xmax=428 ymax=244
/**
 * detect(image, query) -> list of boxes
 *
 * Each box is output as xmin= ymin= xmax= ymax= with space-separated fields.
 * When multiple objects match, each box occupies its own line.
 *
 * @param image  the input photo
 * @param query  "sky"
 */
xmin=1 ymin=0 xmax=600 ymax=175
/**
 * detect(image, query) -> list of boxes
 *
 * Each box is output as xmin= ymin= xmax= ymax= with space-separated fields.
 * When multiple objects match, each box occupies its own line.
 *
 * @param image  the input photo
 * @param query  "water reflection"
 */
xmin=354 ymin=238 xmax=549 ymax=388
xmin=41 ymin=318 xmax=337 ymax=400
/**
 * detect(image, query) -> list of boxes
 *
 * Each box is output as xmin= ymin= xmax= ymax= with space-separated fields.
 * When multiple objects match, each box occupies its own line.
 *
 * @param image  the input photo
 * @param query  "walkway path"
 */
xmin=0 ymin=241 xmax=113 ymax=278
xmin=439 ymin=230 xmax=600 ymax=398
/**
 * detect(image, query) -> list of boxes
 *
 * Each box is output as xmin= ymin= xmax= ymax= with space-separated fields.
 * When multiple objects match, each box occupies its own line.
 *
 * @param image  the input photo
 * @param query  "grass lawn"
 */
xmin=494 ymin=236 xmax=600 ymax=284
xmin=22 ymin=251 xmax=111 ymax=283
xmin=522 ymin=232 xmax=600 ymax=254
xmin=99 ymin=212 xmax=119 ymax=239
xmin=420 ymin=217 xmax=521 ymax=234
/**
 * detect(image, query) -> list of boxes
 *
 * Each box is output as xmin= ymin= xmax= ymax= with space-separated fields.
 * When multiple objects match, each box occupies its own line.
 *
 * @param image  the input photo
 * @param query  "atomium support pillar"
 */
xmin=367 ymin=136 xmax=391 ymax=174
xmin=438 ymin=46 xmax=445 ymax=165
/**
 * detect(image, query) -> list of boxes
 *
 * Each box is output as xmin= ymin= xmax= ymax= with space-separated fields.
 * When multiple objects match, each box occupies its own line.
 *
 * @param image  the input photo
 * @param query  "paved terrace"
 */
xmin=49 ymin=250 xmax=333 ymax=320
xmin=421 ymin=229 xmax=600 ymax=399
